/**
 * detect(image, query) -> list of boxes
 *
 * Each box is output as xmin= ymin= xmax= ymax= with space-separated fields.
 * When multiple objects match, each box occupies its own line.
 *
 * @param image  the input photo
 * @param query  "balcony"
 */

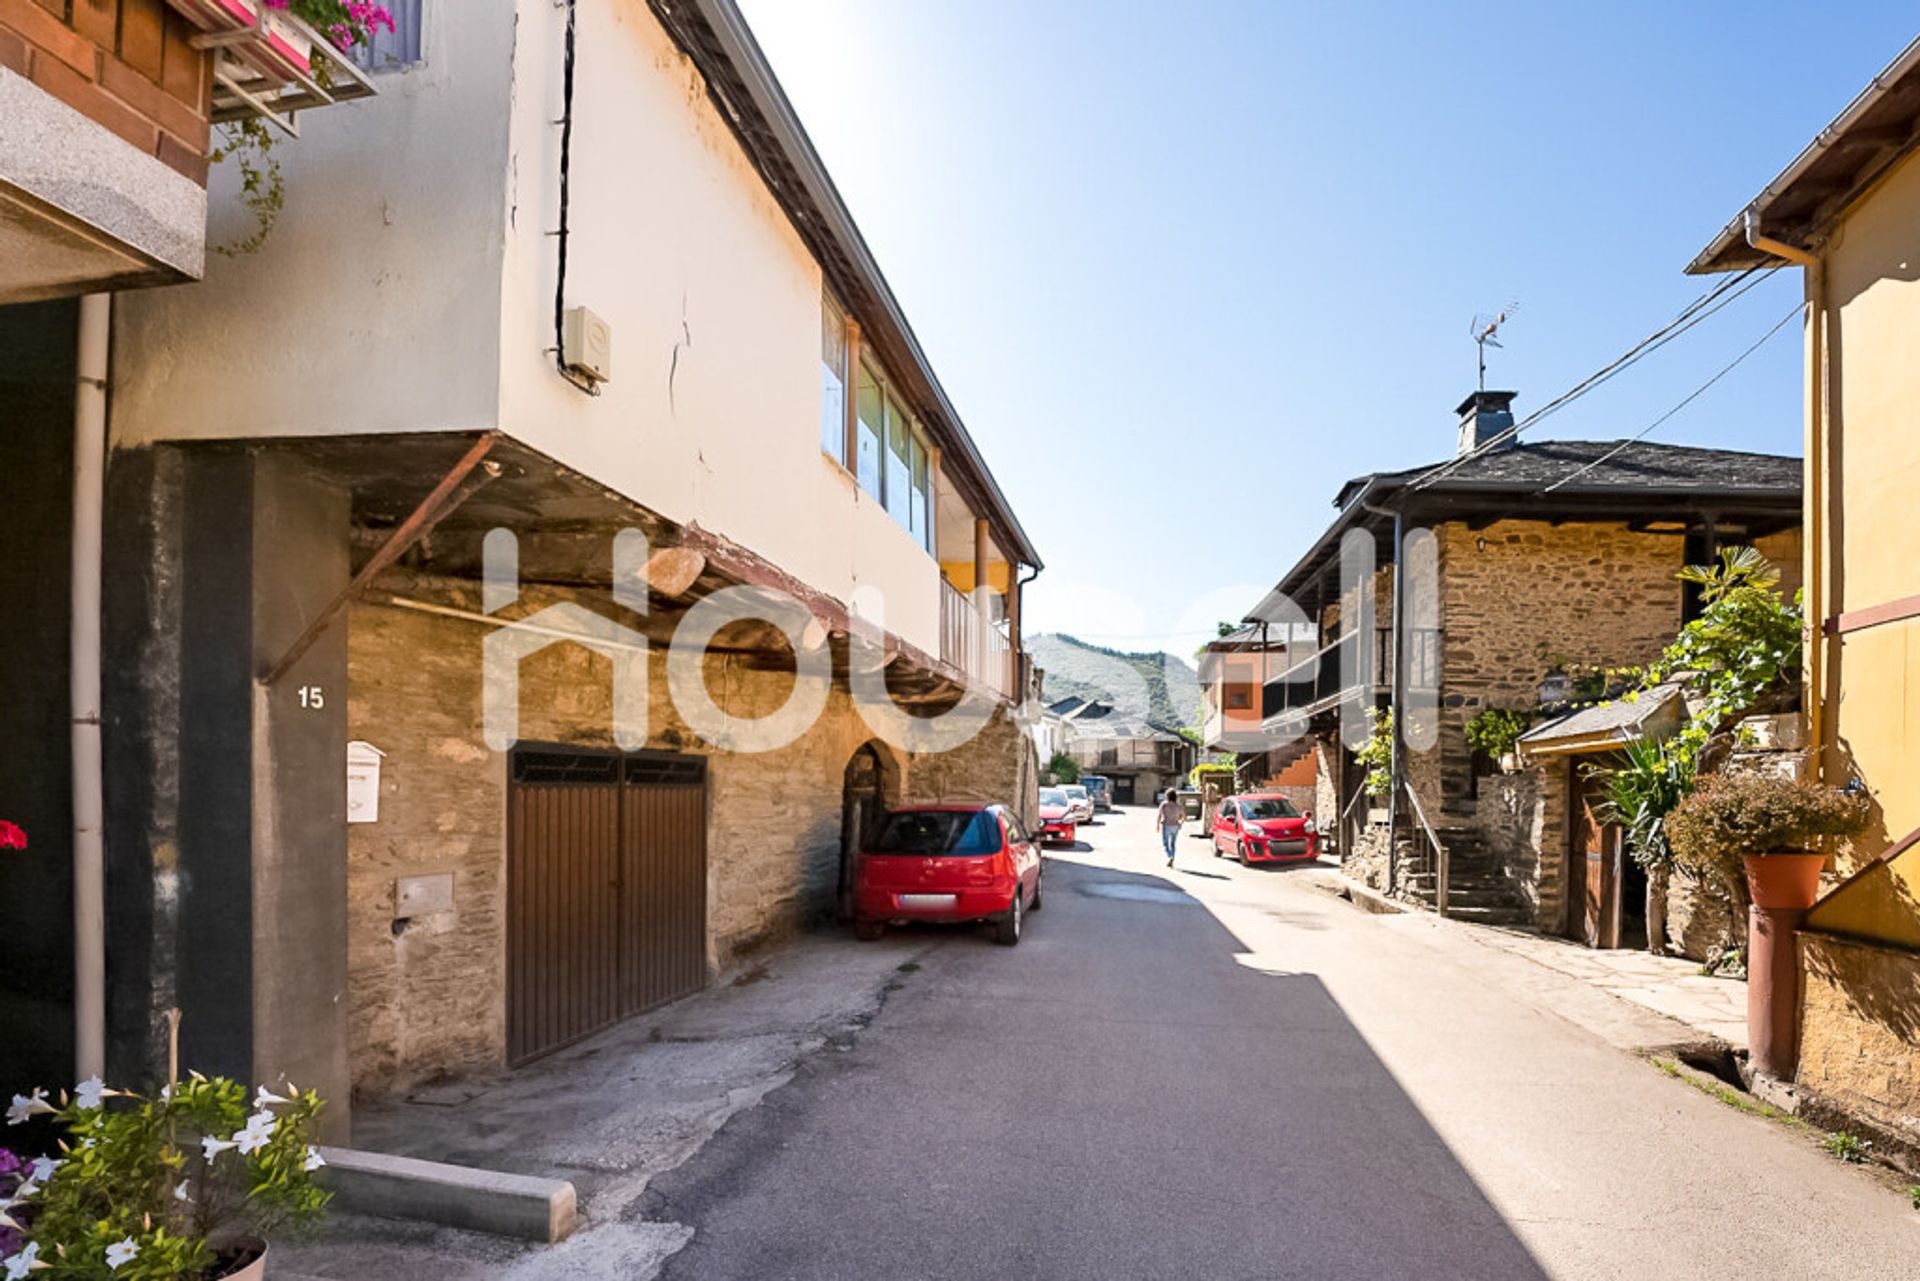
xmin=1259 ymin=625 xmax=1440 ymax=728
xmin=939 ymin=574 xmax=1013 ymax=698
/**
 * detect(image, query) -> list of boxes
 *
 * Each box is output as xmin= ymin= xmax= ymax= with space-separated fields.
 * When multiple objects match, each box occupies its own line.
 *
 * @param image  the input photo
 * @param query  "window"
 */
xmin=884 ymin=392 xmax=912 ymax=525
xmin=855 ymin=361 xmax=884 ymax=497
xmin=1220 ymin=800 xmax=1237 ymax=822
xmin=1226 ymin=687 xmax=1252 ymax=710
xmin=868 ymin=809 xmax=999 ymax=856
xmin=846 ymin=354 xmax=936 ymax=553
xmin=1239 ymin=797 xmax=1299 ymax=821
xmin=821 ymin=295 xmax=848 ymax=462
xmin=353 ymin=0 xmax=423 ymax=71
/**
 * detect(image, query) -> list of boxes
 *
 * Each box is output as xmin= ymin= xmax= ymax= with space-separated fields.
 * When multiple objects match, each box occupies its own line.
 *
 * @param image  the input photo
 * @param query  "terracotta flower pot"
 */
xmin=216 ymin=1239 xmax=267 ymax=1281
xmin=1742 ymin=850 xmax=1826 ymax=912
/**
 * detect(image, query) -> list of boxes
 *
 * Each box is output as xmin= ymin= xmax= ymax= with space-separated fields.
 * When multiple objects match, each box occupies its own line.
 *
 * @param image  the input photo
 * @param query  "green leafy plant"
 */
xmin=1908 ymin=1184 xmax=1919 ymax=1210
xmin=1665 ymin=772 xmax=1869 ymax=881
xmin=3 ymin=1071 xmax=328 ymax=1278
xmin=1819 ymin=1130 xmax=1872 ymax=1164
xmin=1464 ymin=707 xmax=1531 ymax=763
xmin=1592 ymin=736 xmax=1693 ymax=871
xmin=1357 ymin=707 xmax=1394 ymax=800
xmin=1189 ymin=763 xmax=1235 ymax=794
xmin=1044 ymin=752 xmax=1079 ymax=785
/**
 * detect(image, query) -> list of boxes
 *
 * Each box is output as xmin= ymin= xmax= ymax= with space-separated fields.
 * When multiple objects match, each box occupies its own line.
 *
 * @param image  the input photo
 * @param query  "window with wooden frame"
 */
xmin=847 ymin=350 xmax=936 ymax=553
xmin=821 ymin=293 xmax=849 ymax=463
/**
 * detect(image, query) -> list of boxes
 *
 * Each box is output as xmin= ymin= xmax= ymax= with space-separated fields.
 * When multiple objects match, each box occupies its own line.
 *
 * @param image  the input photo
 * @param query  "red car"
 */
xmin=1211 ymin=792 xmax=1319 ymax=864
xmin=1036 ymin=786 xmax=1077 ymax=845
xmin=851 ymin=803 xmax=1044 ymax=945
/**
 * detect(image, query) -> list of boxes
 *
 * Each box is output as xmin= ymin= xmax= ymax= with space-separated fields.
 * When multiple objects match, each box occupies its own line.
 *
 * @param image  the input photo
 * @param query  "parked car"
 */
xmin=1080 ymin=774 xmax=1114 ymax=811
xmin=851 ymin=803 xmax=1044 ymax=945
xmin=1210 ymin=792 xmax=1319 ymax=864
xmin=1062 ymin=784 xmax=1095 ymax=823
xmin=1036 ymin=787 xmax=1078 ymax=845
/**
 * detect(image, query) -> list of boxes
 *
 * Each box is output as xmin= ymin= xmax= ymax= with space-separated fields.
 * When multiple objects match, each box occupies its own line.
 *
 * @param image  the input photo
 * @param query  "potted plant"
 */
xmin=3 ymin=1072 xmax=328 ymax=1278
xmin=1665 ymin=770 xmax=1868 ymax=911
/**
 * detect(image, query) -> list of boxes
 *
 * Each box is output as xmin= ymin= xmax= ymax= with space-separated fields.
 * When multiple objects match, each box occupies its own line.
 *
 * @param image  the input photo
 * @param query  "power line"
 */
xmin=1536 ymin=304 xmax=1802 ymax=494
xmin=1404 ymin=265 xmax=1779 ymax=494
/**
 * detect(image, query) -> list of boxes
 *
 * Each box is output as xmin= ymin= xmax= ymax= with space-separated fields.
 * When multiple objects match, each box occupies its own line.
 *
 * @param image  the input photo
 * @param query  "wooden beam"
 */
xmin=1825 ymin=592 xmax=1920 ymax=637
xmin=261 ymin=434 xmax=500 ymax=685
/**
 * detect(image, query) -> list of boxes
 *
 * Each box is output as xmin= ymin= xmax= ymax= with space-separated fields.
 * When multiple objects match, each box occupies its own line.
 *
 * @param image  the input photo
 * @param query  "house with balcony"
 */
xmin=1689 ymin=32 xmax=1920 ymax=1148
xmin=20 ymin=0 xmax=1042 ymax=1133
xmin=1234 ymin=391 xmax=1799 ymax=946
xmin=1 ymin=1 xmax=375 ymax=1096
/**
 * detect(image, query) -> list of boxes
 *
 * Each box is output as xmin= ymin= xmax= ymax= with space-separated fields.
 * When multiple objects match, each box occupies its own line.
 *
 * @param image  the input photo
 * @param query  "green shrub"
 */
xmin=1666 ymin=772 xmax=1868 ymax=881
xmin=1464 ymin=707 xmax=1531 ymax=762
xmin=4 ymin=1073 xmax=328 ymax=1278
xmin=1357 ymin=708 xmax=1394 ymax=800
xmin=1819 ymin=1131 xmax=1872 ymax=1164
xmin=1044 ymin=752 xmax=1079 ymax=784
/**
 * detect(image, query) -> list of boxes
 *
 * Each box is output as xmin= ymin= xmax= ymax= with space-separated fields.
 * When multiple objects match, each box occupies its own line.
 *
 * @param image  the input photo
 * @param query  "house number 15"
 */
xmin=298 ymin=685 xmax=326 ymax=710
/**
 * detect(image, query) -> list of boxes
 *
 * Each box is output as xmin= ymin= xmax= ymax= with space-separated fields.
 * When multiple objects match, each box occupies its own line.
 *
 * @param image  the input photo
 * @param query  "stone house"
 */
xmin=1691 ymin=34 xmax=1920 ymax=1146
xmin=1233 ymin=391 xmax=1800 ymax=953
xmin=1 ymin=0 xmax=1041 ymax=1140
xmin=1054 ymin=698 xmax=1195 ymax=805
xmin=1 ymin=2 xmax=374 ymax=1090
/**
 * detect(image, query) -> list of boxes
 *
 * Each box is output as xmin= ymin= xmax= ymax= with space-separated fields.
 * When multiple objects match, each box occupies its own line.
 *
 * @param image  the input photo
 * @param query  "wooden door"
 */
xmin=1571 ymin=765 xmax=1620 ymax=948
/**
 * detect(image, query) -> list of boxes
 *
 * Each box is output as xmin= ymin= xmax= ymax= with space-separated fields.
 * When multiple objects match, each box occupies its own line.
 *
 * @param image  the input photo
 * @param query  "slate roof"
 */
xmin=1518 ymin=685 xmax=1686 ymax=753
xmin=1336 ymin=439 xmax=1801 ymax=507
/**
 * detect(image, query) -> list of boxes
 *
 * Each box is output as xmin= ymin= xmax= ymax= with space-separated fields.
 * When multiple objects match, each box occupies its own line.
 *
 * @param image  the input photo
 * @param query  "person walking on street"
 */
xmin=1157 ymin=788 xmax=1183 ymax=867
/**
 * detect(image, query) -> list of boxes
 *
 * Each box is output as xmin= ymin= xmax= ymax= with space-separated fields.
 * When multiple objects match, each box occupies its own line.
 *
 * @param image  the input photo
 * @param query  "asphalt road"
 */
xmin=646 ymin=808 xmax=1917 ymax=1280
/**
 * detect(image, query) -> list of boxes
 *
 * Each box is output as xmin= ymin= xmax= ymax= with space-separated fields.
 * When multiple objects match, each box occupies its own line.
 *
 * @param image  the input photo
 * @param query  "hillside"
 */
xmin=1028 ymin=633 xmax=1202 ymax=732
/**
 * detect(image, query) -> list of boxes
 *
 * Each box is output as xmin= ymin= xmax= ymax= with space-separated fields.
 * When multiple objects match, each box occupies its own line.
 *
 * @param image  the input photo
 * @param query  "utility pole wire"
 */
xmin=1536 ymin=304 xmax=1803 ymax=494
xmin=1404 ymin=266 xmax=1778 ymax=495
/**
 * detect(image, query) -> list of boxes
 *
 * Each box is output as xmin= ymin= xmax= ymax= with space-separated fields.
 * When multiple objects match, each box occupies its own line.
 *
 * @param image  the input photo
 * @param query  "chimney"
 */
xmin=1456 ymin=390 xmax=1517 ymax=456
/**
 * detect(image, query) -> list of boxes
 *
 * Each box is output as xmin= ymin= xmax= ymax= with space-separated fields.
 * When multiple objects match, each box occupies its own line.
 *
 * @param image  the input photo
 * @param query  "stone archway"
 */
xmin=839 ymin=740 xmax=897 ymax=918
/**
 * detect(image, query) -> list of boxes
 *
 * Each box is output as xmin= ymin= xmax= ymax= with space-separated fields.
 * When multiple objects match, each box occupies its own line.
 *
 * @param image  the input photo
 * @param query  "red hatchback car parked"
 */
xmin=1036 ymin=786 xmax=1077 ymax=845
xmin=852 ymin=804 xmax=1043 ymax=945
xmin=1211 ymin=792 xmax=1319 ymax=864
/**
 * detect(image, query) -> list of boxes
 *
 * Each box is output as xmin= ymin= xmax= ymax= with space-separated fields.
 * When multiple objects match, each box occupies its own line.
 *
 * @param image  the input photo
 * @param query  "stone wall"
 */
xmin=1798 ymin=931 xmax=1920 ymax=1144
xmin=1478 ymin=762 xmax=1570 ymax=931
xmin=343 ymin=573 xmax=1029 ymax=1095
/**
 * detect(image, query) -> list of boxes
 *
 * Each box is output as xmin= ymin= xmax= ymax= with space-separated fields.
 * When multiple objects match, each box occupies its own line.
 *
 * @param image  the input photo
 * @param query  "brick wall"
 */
xmin=1 ymin=0 xmax=211 ymax=183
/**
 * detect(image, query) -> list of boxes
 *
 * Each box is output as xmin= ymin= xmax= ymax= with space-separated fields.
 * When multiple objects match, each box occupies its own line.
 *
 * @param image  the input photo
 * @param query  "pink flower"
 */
xmin=0 ymin=822 xmax=25 ymax=851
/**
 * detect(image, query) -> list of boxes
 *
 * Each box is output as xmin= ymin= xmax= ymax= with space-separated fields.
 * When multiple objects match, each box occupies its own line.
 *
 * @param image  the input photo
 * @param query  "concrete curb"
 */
xmin=316 ymin=1146 xmax=578 ymax=1243
xmin=1337 ymin=876 xmax=1407 ymax=916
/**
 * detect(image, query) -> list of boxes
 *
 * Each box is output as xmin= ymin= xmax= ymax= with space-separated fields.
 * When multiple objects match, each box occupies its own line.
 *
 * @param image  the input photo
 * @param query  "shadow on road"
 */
xmin=650 ymin=857 xmax=1551 ymax=1281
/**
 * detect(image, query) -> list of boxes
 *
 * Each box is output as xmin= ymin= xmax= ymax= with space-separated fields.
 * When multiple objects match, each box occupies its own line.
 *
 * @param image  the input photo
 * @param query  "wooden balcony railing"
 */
xmin=939 ymin=576 xmax=1014 ymax=698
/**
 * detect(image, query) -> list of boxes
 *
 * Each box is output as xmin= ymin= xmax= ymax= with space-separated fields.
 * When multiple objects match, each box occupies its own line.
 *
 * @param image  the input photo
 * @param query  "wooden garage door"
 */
xmin=508 ymin=748 xmax=707 ymax=1064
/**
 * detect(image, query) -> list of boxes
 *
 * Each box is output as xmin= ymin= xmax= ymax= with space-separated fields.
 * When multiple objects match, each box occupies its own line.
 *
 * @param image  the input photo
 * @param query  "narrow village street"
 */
xmin=624 ymin=807 xmax=1912 ymax=1280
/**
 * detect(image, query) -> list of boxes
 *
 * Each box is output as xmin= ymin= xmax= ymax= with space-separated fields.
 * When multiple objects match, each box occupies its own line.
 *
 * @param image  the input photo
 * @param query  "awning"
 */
xmin=1517 ymin=685 xmax=1686 ymax=758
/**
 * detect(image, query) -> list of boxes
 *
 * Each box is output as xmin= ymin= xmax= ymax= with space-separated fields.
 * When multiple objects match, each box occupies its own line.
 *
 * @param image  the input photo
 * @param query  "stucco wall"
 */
xmin=1798 ymin=930 xmax=1920 ymax=1140
xmin=110 ymin=0 xmax=514 ymax=445
xmin=1815 ymin=145 xmax=1920 ymax=884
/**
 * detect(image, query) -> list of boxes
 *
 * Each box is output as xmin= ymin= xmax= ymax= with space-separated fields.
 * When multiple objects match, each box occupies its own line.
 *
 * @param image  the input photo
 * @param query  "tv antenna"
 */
xmin=1470 ymin=301 xmax=1519 ymax=390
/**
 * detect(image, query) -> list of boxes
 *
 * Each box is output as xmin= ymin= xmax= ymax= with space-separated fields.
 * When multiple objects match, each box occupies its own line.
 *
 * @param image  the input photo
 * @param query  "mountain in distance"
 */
xmin=1028 ymin=633 xmax=1202 ymax=732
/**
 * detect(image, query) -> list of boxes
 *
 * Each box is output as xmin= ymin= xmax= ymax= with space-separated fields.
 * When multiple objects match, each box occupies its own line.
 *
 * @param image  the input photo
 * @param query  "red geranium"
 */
xmin=0 ymin=820 xmax=25 ymax=850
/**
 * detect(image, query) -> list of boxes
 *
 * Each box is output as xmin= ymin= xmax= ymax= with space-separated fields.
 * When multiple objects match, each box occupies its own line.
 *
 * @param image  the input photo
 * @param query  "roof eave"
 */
xmin=654 ymin=0 xmax=1041 ymax=569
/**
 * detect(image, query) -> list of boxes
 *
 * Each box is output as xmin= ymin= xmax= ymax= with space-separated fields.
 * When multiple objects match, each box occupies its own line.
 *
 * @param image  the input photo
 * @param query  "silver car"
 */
xmin=1062 ymin=785 xmax=1095 ymax=824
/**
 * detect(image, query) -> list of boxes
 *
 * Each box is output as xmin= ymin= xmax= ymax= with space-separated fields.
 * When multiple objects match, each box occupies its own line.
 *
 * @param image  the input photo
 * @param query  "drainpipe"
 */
xmin=1743 ymin=210 xmax=1823 ymax=1080
xmin=72 ymin=293 xmax=109 ymax=1080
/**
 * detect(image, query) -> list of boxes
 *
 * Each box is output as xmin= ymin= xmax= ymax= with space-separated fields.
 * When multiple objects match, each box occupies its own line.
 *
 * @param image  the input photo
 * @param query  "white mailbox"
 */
xmin=346 ymin=740 xmax=385 ymax=824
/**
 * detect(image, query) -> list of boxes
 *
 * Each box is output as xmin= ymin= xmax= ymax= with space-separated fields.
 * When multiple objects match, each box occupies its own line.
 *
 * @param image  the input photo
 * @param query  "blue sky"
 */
xmin=738 ymin=1 xmax=1915 ymax=659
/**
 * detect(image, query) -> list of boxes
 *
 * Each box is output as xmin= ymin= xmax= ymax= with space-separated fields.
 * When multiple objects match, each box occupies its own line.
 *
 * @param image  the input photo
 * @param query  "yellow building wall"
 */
xmin=1802 ymin=146 xmax=1920 ymax=947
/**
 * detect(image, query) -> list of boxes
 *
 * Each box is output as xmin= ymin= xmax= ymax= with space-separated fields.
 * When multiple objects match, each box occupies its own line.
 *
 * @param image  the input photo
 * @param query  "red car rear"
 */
xmin=852 ymin=803 xmax=1043 ymax=945
xmin=1211 ymin=792 xmax=1319 ymax=864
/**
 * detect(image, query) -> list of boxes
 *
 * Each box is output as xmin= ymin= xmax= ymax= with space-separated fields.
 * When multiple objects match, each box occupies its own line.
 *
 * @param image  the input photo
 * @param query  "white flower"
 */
xmin=173 ymin=1181 xmax=192 ymax=1203
xmin=158 ymin=1084 xmax=172 ymax=1103
xmin=201 ymin=1134 xmax=236 ymax=1161
xmin=26 ymin=1156 xmax=58 ymax=1183
xmin=2 ymin=1241 xmax=47 ymax=1278
xmin=253 ymin=1084 xmax=290 ymax=1109
xmin=72 ymin=1076 xmax=115 ymax=1111
xmin=234 ymin=1110 xmax=278 ymax=1155
xmin=5 ymin=1091 xmax=53 ymax=1126
xmin=7 ymin=1178 xmax=37 ymax=1203
xmin=104 ymin=1237 xmax=139 ymax=1270
xmin=0 ymin=1208 xmax=17 ymax=1233
xmin=304 ymin=1145 xmax=325 ymax=1172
